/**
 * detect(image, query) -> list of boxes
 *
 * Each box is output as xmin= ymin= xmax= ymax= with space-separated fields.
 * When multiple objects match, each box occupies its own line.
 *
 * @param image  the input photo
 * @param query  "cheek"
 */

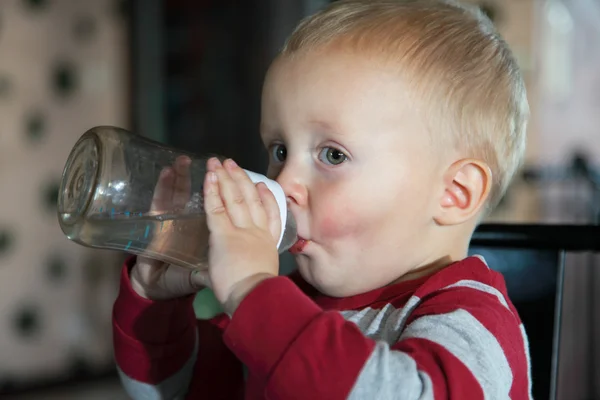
xmin=311 ymin=176 xmax=394 ymax=242
xmin=314 ymin=197 xmax=367 ymax=241
xmin=318 ymin=208 xmax=354 ymax=239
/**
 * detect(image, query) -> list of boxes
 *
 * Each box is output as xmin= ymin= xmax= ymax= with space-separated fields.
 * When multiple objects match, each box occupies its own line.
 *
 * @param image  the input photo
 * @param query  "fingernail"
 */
xmin=226 ymin=159 xmax=238 ymax=169
xmin=178 ymin=155 xmax=192 ymax=165
xmin=160 ymin=167 xmax=173 ymax=177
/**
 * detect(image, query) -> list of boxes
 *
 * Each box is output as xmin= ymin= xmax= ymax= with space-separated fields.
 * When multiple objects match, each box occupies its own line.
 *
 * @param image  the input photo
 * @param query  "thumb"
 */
xmin=190 ymin=269 xmax=211 ymax=290
xmin=156 ymin=264 xmax=206 ymax=298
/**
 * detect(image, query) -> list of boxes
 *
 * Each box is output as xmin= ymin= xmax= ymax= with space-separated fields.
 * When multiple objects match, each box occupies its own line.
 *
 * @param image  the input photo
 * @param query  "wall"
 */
xmin=0 ymin=0 xmax=128 ymax=391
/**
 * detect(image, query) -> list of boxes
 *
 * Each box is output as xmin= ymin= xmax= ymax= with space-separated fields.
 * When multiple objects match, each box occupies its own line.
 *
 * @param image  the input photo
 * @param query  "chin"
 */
xmin=297 ymin=260 xmax=324 ymax=290
xmin=296 ymin=261 xmax=348 ymax=297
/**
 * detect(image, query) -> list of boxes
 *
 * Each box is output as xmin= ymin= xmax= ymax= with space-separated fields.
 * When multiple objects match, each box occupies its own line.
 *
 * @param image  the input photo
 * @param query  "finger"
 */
xmin=190 ymin=269 xmax=211 ymax=290
xmin=258 ymin=182 xmax=282 ymax=243
xmin=172 ymin=156 xmax=192 ymax=210
xmin=247 ymin=183 xmax=268 ymax=228
xmin=150 ymin=167 xmax=175 ymax=213
xmin=158 ymin=264 xmax=205 ymax=298
xmin=203 ymin=170 xmax=232 ymax=232
xmin=226 ymin=162 xmax=268 ymax=228
xmin=216 ymin=160 xmax=253 ymax=227
xmin=206 ymin=156 xmax=225 ymax=172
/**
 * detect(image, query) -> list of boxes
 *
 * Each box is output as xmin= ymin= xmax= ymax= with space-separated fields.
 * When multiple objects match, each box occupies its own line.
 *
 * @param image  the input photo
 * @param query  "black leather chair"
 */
xmin=469 ymin=224 xmax=600 ymax=400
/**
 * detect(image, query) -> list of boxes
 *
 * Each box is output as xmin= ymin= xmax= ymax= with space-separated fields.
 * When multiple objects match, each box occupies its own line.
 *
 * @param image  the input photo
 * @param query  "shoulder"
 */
xmin=404 ymin=256 xmax=527 ymax=360
xmin=414 ymin=256 xmax=516 ymax=317
xmin=401 ymin=256 xmax=526 ymax=359
xmin=419 ymin=256 xmax=506 ymax=292
xmin=398 ymin=257 xmax=530 ymax=394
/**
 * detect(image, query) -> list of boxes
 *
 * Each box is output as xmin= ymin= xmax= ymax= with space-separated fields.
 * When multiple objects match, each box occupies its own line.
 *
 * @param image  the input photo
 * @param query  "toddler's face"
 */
xmin=261 ymin=49 xmax=453 ymax=297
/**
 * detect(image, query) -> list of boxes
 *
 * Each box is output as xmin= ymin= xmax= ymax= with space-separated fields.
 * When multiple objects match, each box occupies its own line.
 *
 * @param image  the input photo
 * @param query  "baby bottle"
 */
xmin=57 ymin=126 xmax=297 ymax=270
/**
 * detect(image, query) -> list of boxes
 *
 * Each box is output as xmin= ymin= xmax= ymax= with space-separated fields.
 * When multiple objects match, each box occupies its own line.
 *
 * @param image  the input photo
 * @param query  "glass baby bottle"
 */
xmin=57 ymin=126 xmax=297 ymax=270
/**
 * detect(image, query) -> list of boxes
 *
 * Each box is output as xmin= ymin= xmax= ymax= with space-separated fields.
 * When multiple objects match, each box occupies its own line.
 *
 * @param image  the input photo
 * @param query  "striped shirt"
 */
xmin=113 ymin=256 xmax=532 ymax=399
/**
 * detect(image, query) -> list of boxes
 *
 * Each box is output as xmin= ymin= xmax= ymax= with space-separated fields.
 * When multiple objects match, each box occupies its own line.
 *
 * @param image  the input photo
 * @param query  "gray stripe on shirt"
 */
xmin=340 ymin=295 xmax=421 ymax=344
xmin=348 ymin=308 xmax=513 ymax=399
xmin=348 ymin=341 xmax=434 ymax=400
xmin=117 ymin=332 xmax=198 ymax=400
xmin=443 ymin=280 xmax=510 ymax=310
xmin=520 ymin=324 xmax=533 ymax=399
xmin=402 ymin=309 xmax=513 ymax=398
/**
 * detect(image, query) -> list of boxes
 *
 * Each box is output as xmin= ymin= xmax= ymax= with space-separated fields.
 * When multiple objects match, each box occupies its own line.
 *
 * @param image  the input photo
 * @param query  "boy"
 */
xmin=113 ymin=0 xmax=531 ymax=398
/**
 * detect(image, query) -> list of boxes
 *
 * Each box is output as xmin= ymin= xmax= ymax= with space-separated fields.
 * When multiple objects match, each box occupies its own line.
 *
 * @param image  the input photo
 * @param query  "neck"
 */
xmin=389 ymin=255 xmax=454 ymax=286
xmin=389 ymin=226 xmax=474 ymax=286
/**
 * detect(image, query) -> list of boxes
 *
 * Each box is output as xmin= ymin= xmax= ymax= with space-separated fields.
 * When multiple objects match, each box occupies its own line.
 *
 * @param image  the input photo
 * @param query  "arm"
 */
xmin=223 ymin=276 xmax=531 ymax=400
xmin=112 ymin=258 xmax=198 ymax=399
xmin=113 ymin=258 xmax=243 ymax=400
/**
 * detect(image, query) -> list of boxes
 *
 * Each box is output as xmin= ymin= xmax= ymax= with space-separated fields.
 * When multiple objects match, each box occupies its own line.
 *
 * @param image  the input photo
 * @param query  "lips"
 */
xmin=289 ymin=237 xmax=309 ymax=254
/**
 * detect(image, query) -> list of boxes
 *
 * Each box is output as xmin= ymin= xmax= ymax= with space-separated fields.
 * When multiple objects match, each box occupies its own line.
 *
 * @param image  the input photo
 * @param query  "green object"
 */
xmin=193 ymin=288 xmax=223 ymax=319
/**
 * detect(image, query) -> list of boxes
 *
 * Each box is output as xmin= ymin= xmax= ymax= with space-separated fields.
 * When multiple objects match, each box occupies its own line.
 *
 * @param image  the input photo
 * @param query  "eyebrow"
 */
xmin=259 ymin=125 xmax=281 ymax=146
xmin=308 ymin=119 xmax=344 ymax=136
xmin=260 ymin=119 xmax=344 ymax=141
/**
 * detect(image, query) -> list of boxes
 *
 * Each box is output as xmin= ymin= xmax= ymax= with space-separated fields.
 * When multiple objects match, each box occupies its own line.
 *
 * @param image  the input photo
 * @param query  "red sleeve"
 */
xmin=112 ymin=257 xmax=246 ymax=399
xmin=223 ymin=272 xmax=530 ymax=399
xmin=112 ymin=257 xmax=198 ymax=383
xmin=223 ymin=276 xmax=377 ymax=400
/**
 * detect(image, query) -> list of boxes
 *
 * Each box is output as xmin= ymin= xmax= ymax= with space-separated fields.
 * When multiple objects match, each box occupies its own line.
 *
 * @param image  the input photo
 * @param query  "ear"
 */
xmin=434 ymin=159 xmax=492 ymax=226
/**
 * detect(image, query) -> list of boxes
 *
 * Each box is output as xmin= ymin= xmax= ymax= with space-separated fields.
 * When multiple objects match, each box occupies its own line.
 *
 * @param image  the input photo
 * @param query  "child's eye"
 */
xmin=270 ymin=144 xmax=287 ymax=163
xmin=318 ymin=147 xmax=347 ymax=166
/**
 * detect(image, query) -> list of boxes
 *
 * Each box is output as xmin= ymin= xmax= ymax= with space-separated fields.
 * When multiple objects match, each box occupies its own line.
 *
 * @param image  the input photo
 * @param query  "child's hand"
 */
xmin=131 ymin=156 xmax=208 ymax=300
xmin=203 ymin=158 xmax=281 ymax=316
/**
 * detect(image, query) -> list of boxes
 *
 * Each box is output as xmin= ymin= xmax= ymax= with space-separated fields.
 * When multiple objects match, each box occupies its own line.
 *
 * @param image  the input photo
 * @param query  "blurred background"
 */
xmin=0 ymin=0 xmax=599 ymax=398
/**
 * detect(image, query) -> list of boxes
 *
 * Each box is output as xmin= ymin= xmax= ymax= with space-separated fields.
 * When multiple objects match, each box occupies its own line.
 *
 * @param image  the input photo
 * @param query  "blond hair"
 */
xmin=280 ymin=0 xmax=529 ymax=210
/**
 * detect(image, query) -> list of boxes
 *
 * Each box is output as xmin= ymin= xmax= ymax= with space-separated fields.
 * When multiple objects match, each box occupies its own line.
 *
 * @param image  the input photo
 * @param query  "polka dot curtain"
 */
xmin=0 ymin=0 xmax=128 ymax=391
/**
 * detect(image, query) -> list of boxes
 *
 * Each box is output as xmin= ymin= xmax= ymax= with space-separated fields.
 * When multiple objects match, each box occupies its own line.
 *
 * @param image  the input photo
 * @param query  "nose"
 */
xmin=276 ymin=163 xmax=308 ymax=207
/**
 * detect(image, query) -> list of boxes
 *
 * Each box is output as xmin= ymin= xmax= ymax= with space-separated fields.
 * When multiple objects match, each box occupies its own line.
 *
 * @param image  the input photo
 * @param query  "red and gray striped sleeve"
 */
xmin=348 ymin=277 xmax=532 ymax=399
xmin=113 ymin=258 xmax=243 ymax=400
xmin=224 ymin=261 xmax=531 ymax=399
xmin=112 ymin=258 xmax=199 ymax=399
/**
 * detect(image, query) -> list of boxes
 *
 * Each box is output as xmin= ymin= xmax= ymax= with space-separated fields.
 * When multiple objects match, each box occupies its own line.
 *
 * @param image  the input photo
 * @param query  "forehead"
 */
xmin=261 ymin=49 xmax=419 ymax=128
xmin=265 ymin=48 xmax=404 ymax=97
